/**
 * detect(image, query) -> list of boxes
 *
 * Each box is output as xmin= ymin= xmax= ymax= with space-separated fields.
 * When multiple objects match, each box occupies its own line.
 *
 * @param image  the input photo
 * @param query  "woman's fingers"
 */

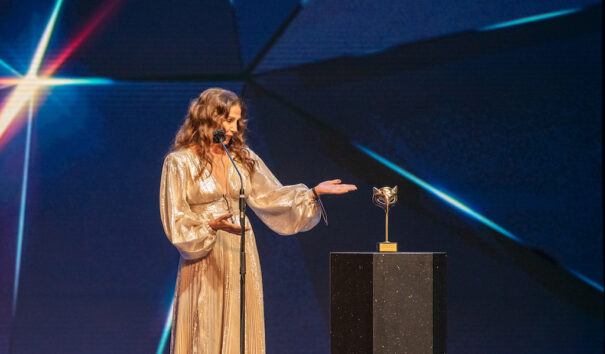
xmin=210 ymin=214 xmax=251 ymax=234
xmin=225 ymin=221 xmax=250 ymax=230
xmin=330 ymin=182 xmax=357 ymax=193
xmin=316 ymin=179 xmax=357 ymax=195
xmin=220 ymin=220 xmax=251 ymax=235
xmin=218 ymin=213 xmax=233 ymax=221
xmin=333 ymin=184 xmax=357 ymax=194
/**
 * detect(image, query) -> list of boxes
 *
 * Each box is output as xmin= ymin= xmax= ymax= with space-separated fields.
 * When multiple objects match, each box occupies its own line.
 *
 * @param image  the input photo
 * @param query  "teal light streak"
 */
xmin=355 ymin=143 xmax=604 ymax=292
xmin=156 ymin=298 xmax=175 ymax=354
xmin=568 ymin=269 xmax=604 ymax=293
xmin=353 ymin=142 xmax=522 ymax=243
xmin=0 ymin=59 xmax=22 ymax=77
xmin=13 ymin=98 xmax=34 ymax=317
xmin=480 ymin=8 xmax=580 ymax=31
xmin=39 ymin=77 xmax=114 ymax=86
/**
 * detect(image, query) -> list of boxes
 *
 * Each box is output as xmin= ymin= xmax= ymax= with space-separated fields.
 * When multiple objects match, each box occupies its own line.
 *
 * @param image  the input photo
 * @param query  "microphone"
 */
xmin=213 ymin=129 xmax=226 ymax=144
xmin=212 ymin=129 xmax=241 ymax=185
xmin=212 ymin=128 xmax=244 ymax=223
xmin=212 ymin=128 xmax=248 ymax=351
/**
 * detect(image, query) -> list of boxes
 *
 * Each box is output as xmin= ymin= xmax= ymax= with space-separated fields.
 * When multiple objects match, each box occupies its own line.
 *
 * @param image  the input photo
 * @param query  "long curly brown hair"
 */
xmin=171 ymin=88 xmax=255 ymax=179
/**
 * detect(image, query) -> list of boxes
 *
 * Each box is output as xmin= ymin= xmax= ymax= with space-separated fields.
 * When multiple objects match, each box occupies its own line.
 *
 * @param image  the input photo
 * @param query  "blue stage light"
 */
xmin=13 ymin=100 xmax=33 ymax=317
xmin=480 ymin=8 xmax=581 ymax=31
xmin=156 ymin=297 xmax=175 ymax=354
xmin=0 ymin=59 xmax=22 ymax=78
xmin=568 ymin=269 xmax=604 ymax=292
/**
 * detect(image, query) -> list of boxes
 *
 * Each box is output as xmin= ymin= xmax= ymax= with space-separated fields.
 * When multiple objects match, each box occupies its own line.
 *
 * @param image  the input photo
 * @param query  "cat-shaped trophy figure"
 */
xmin=372 ymin=186 xmax=398 ymax=252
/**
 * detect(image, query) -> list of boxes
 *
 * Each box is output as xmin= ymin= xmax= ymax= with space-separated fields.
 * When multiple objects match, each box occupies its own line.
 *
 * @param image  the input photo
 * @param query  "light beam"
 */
xmin=480 ymin=8 xmax=581 ymax=31
xmin=156 ymin=298 xmax=175 ymax=354
xmin=0 ymin=59 xmax=22 ymax=77
xmin=13 ymin=98 xmax=34 ymax=317
xmin=354 ymin=142 xmax=603 ymax=292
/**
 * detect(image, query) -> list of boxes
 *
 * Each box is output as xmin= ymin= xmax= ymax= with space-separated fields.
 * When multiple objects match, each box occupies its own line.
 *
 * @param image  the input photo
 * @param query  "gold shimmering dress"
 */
xmin=159 ymin=148 xmax=320 ymax=354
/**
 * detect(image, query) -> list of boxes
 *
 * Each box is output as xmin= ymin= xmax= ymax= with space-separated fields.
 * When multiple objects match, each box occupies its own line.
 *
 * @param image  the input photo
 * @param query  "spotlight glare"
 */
xmin=0 ymin=82 xmax=42 ymax=139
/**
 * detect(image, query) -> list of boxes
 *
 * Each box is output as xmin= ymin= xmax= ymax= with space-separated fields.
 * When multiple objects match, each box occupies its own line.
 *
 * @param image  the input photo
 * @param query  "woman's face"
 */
xmin=221 ymin=105 xmax=241 ymax=145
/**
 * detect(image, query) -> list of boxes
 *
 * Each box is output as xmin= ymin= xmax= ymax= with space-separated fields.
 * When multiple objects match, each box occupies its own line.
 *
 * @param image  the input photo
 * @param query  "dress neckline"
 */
xmin=210 ymin=162 xmax=232 ymax=196
xmin=183 ymin=148 xmax=234 ymax=196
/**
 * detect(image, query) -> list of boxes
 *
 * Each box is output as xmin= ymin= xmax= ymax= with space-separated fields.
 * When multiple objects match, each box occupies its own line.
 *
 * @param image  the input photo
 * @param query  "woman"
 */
xmin=160 ymin=88 xmax=356 ymax=353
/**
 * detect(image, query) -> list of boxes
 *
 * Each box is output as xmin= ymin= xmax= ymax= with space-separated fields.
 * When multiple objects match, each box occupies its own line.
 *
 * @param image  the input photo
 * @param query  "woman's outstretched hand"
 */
xmin=208 ymin=213 xmax=250 ymax=235
xmin=314 ymin=179 xmax=357 ymax=195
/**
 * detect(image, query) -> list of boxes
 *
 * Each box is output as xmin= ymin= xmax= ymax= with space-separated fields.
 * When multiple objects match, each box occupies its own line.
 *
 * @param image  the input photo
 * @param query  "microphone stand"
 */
xmin=218 ymin=141 xmax=246 ymax=354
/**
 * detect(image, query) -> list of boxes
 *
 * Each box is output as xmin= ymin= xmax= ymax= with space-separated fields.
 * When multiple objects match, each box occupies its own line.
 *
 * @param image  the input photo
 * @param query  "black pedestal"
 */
xmin=330 ymin=252 xmax=446 ymax=354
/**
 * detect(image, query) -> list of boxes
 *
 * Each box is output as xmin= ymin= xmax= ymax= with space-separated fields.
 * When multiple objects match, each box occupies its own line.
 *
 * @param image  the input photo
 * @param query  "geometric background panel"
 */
xmin=257 ymin=0 xmax=601 ymax=73
xmin=256 ymin=8 xmax=603 ymax=285
xmin=233 ymin=0 xmax=301 ymax=68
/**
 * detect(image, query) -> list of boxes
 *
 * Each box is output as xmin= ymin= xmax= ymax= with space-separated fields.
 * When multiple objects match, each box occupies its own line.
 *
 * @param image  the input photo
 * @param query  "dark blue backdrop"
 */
xmin=1 ymin=0 xmax=602 ymax=353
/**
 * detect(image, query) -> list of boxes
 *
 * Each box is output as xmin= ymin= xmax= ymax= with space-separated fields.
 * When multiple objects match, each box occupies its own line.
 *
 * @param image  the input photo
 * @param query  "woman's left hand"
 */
xmin=314 ymin=179 xmax=357 ymax=195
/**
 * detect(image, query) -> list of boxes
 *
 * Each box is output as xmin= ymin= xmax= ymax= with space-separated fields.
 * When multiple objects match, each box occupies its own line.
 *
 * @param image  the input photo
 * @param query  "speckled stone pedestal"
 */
xmin=330 ymin=252 xmax=446 ymax=354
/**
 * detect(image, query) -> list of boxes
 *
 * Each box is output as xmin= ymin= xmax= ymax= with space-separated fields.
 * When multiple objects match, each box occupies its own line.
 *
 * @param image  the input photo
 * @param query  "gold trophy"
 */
xmin=373 ymin=186 xmax=398 ymax=252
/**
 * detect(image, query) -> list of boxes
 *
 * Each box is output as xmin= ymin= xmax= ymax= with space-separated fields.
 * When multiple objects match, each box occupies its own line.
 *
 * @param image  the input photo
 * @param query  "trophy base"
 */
xmin=377 ymin=241 xmax=398 ymax=252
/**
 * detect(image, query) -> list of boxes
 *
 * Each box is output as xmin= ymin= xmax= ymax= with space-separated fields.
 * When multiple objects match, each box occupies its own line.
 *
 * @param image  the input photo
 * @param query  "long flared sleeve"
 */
xmin=246 ymin=150 xmax=321 ymax=235
xmin=160 ymin=154 xmax=217 ymax=260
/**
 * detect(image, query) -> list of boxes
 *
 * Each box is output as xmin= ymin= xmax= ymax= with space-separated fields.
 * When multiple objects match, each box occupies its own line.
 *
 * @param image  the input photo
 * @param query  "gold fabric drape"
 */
xmin=160 ymin=148 xmax=320 ymax=354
